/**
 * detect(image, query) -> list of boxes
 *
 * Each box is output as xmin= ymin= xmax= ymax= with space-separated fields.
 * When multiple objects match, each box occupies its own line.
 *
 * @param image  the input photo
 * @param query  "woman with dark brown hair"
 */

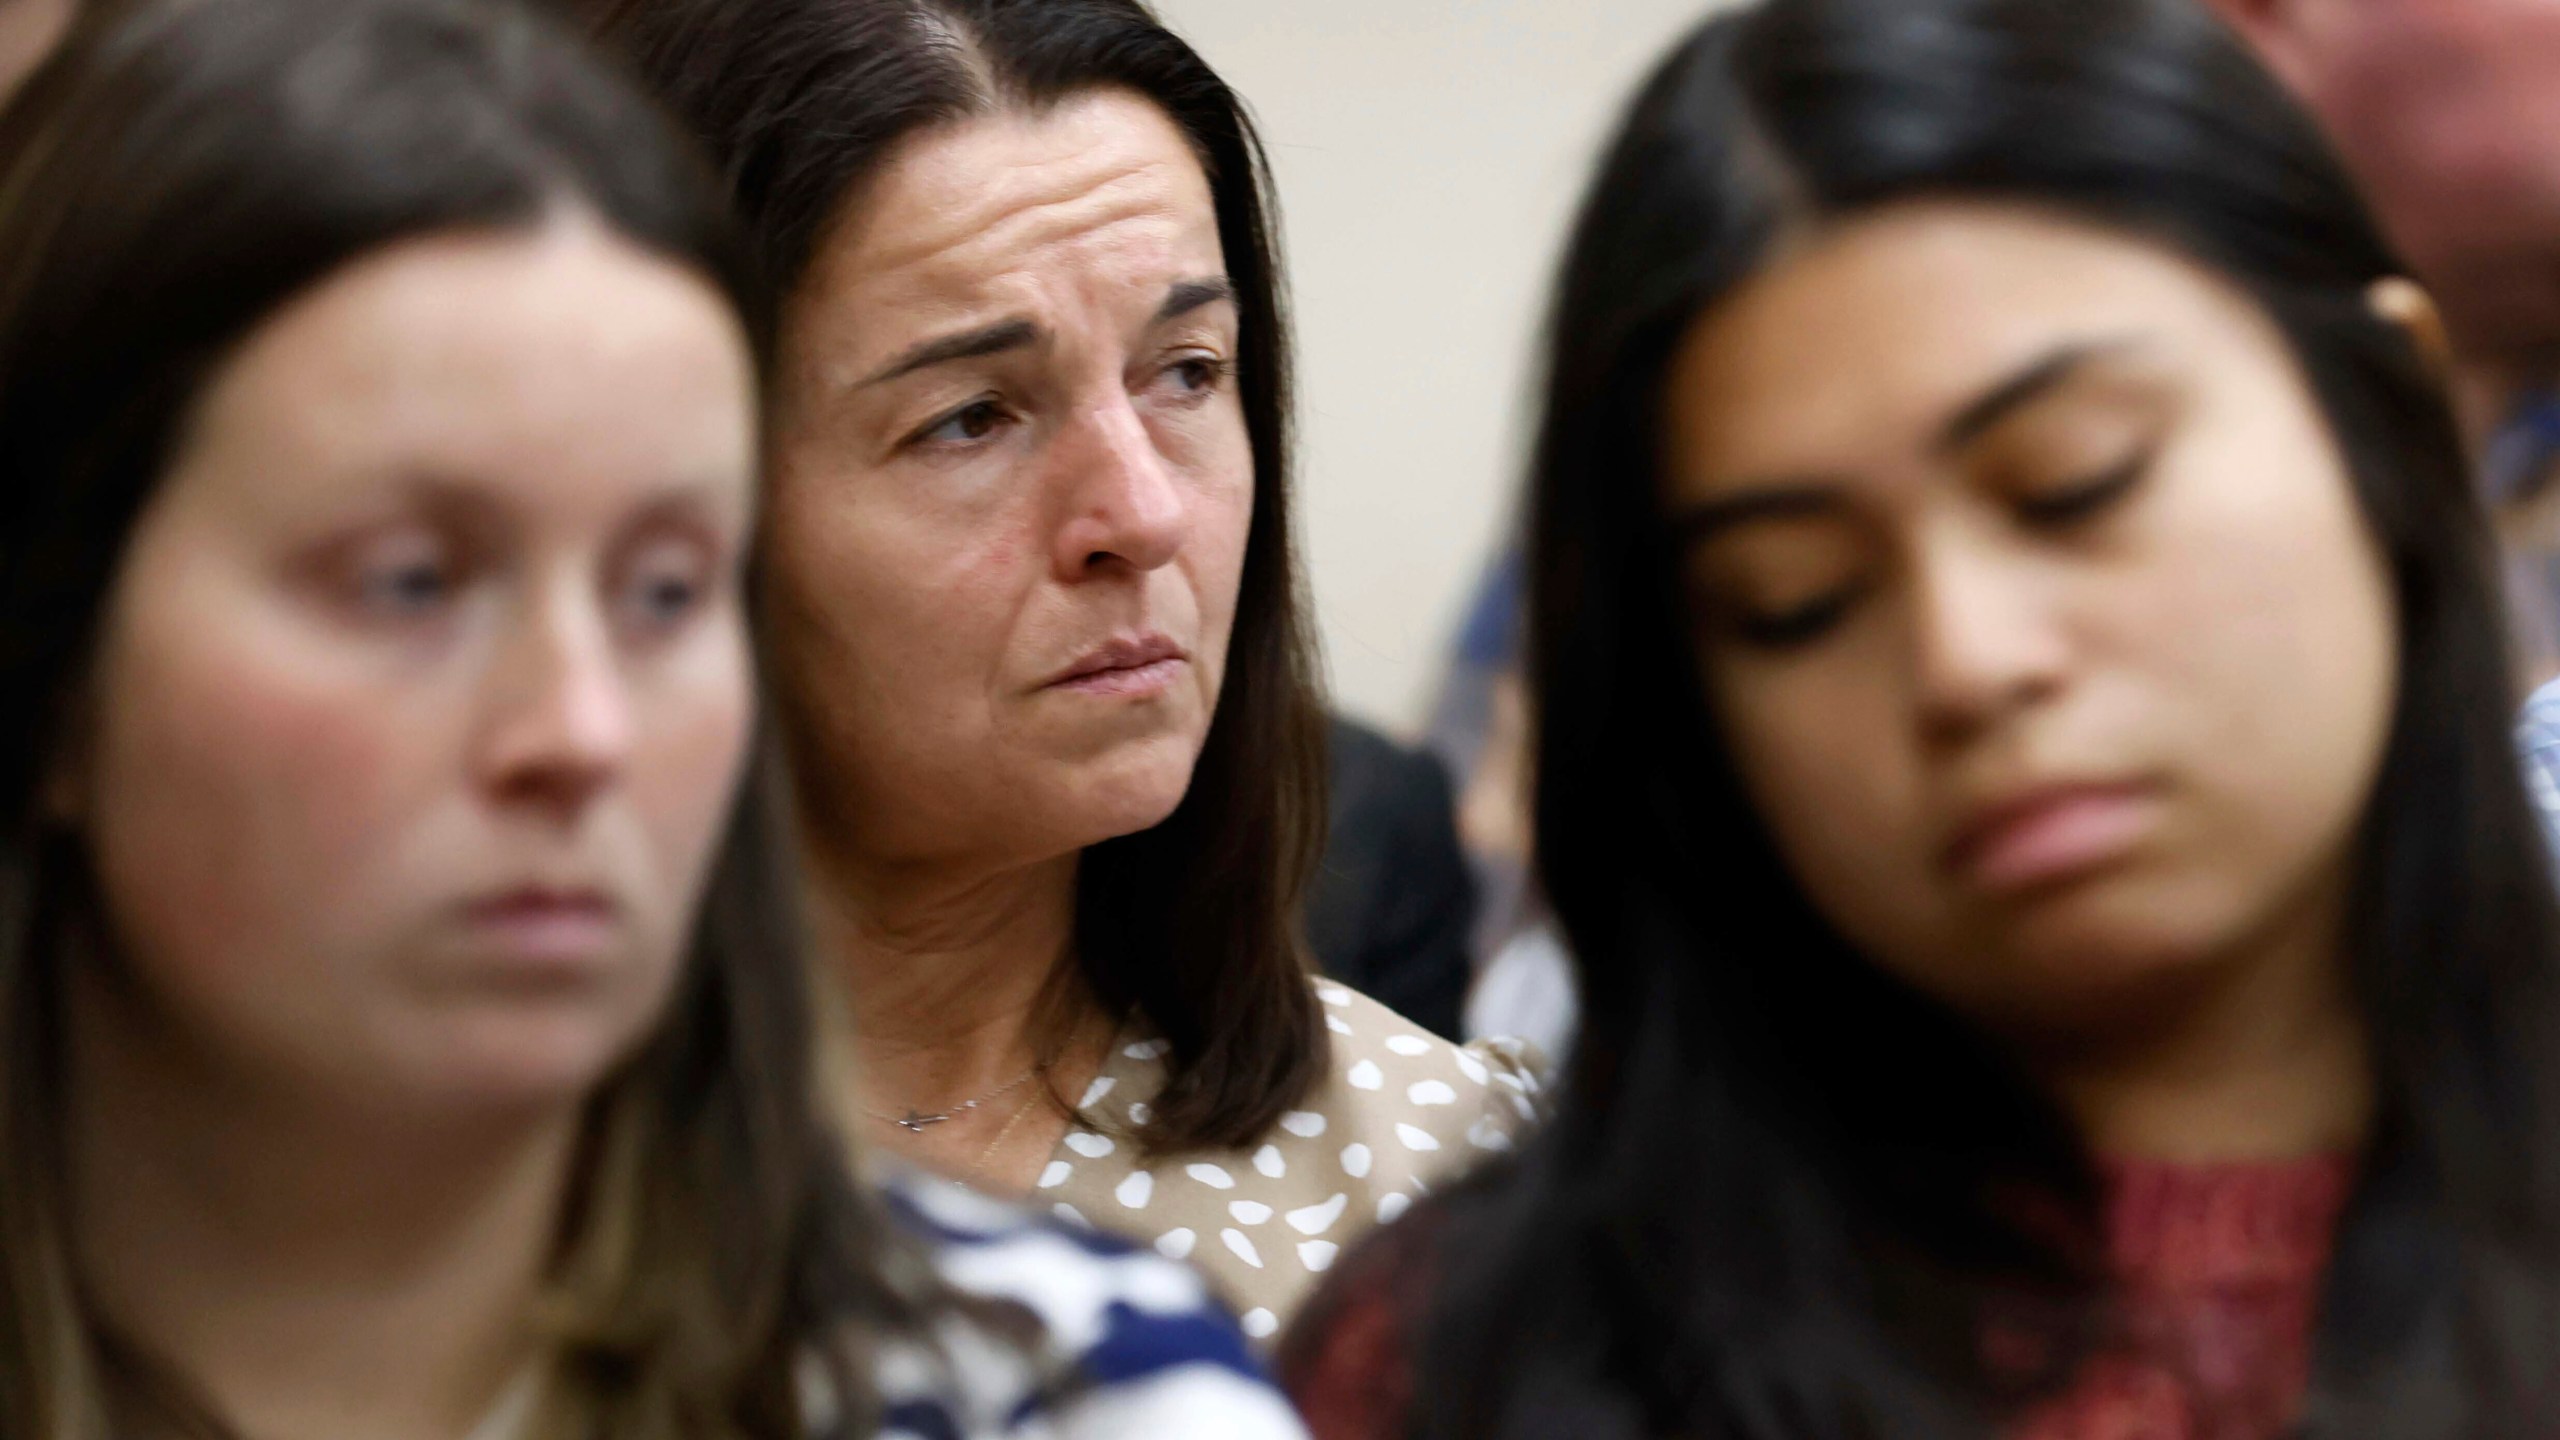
xmin=0 ymin=0 xmax=1308 ymax=1434
xmin=591 ymin=0 xmax=1543 ymax=1342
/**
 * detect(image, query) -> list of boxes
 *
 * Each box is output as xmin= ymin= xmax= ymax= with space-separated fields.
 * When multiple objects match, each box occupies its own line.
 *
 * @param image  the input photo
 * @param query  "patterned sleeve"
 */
xmin=2517 ymin=675 xmax=2560 ymax=871
xmin=880 ymin=1174 xmax=1311 ymax=1440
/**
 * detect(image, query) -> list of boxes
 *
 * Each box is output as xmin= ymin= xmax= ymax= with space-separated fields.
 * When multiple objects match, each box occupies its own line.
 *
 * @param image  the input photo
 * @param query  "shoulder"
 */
xmin=872 ymin=1172 xmax=1309 ymax=1439
xmin=1307 ymin=980 xmax=1550 ymax=1160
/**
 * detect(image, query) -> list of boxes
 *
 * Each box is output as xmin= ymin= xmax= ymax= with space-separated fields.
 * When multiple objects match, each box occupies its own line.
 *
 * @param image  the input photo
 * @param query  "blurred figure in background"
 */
xmin=0 ymin=0 xmax=1302 ymax=1435
xmin=590 ymin=0 xmax=1542 ymax=1341
xmin=1304 ymin=715 xmax=1476 ymax=1043
xmin=1284 ymin=1 xmax=2560 ymax=1437
xmin=1425 ymin=550 xmax=1580 ymax=1058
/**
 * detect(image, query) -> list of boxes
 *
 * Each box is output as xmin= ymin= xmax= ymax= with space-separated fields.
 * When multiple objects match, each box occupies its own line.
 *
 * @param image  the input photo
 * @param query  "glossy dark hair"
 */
xmin=589 ymin=0 xmax=1329 ymax=1153
xmin=1395 ymin=0 xmax=2560 ymax=1435
xmin=0 ymin=1 xmax=935 ymax=1433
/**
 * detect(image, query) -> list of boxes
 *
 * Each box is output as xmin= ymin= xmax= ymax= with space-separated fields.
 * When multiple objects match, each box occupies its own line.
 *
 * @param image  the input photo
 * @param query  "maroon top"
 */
xmin=1282 ymin=1155 xmax=2356 ymax=1440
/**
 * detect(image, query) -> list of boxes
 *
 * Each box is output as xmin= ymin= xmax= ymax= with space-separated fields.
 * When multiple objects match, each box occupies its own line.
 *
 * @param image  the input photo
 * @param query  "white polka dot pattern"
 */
xmin=1031 ymin=983 xmax=1549 ymax=1344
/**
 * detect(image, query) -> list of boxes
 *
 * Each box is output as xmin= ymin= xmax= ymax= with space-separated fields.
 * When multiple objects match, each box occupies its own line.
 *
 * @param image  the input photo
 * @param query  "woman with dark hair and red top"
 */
xmin=1282 ymin=0 xmax=2560 ymax=1436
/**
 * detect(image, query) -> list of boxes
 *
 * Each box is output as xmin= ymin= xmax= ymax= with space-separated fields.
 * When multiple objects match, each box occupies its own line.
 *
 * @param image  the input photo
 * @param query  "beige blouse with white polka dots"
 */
xmin=1033 ymin=979 xmax=1547 ymax=1342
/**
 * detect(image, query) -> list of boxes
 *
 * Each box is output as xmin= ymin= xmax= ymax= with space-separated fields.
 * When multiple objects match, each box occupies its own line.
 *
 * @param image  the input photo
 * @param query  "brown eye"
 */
xmin=1169 ymin=356 xmax=1228 ymax=393
xmin=914 ymin=398 xmax=1010 ymax=447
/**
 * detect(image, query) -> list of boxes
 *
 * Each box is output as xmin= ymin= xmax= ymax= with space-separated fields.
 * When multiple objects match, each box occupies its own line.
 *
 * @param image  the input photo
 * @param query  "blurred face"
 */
xmin=1664 ymin=202 xmax=2398 ymax=1035
xmin=768 ymin=88 xmax=1251 ymax=871
xmin=2242 ymin=0 xmax=2560 ymax=359
xmin=68 ymin=220 xmax=758 ymax=1117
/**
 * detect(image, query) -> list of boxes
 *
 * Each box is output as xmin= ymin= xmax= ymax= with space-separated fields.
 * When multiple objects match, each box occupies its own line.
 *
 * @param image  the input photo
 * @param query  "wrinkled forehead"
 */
xmin=792 ymin=89 xmax=1227 ymax=350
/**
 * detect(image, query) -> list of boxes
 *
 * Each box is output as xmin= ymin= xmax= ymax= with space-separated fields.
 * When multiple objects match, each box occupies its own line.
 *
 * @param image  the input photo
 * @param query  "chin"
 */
xmin=1061 ymin=740 xmax=1207 ymax=841
xmin=386 ymin=1010 xmax=658 ymax=1118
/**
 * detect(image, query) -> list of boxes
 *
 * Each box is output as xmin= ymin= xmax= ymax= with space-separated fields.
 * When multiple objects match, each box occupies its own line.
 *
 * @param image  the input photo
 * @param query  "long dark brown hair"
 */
xmin=0 ymin=1 xmax=940 ymax=1434
xmin=1373 ymin=0 xmax=2560 ymax=1437
xmin=589 ymin=0 xmax=1330 ymax=1154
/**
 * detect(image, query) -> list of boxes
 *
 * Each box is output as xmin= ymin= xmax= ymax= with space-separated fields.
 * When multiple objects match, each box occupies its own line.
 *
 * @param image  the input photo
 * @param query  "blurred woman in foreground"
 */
xmin=0 ymin=1 xmax=1302 ymax=1434
xmin=1284 ymin=0 xmax=2560 ymax=1436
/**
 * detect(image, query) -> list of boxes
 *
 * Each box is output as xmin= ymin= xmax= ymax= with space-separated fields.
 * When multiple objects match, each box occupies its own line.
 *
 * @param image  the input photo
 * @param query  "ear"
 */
xmin=2368 ymin=276 xmax=2457 ymax=382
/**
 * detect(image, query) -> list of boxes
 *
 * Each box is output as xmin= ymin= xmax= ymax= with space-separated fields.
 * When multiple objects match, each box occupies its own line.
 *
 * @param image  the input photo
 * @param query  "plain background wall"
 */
xmin=1150 ymin=0 xmax=1737 ymax=732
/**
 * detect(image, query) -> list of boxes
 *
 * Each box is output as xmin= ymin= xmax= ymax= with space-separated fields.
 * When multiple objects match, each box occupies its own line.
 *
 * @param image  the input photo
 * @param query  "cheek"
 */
xmin=83 ymin=586 xmax=424 ymax=1011
xmin=762 ymin=461 xmax=1024 ymax=732
xmin=627 ymin=636 xmax=756 ymax=902
xmin=1185 ymin=456 xmax=1255 ymax=672
xmin=1714 ymin=659 xmax=1937 ymax=921
xmin=2129 ymin=460 xmax=2397 ymax=860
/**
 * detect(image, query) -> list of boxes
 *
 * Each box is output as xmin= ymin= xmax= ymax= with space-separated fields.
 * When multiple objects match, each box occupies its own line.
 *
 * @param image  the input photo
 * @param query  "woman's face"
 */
xmin=1662 ymin=202 xmax=2399 ymax=1035
xmin=68 ymin=220 xmax=758 ymax=1117
xmin=765 ymin=88 xmax=1251 ymax=871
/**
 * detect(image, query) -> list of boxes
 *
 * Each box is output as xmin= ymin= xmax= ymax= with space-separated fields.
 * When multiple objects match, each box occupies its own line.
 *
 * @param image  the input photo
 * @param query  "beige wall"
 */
xmin=1151 ymin=0 xmax=1735 ymax=730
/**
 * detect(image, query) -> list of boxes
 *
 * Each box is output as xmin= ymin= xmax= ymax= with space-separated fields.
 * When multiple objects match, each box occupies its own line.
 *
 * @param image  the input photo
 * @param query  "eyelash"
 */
xmin=901 ymin=355 xmax=1231 ymax=452
xmin=908 ymin=395 xmax=1014 ymax=450
xmin=1732 ymin=586 xmax=1865 ymax=650
xmin=1164 ymin=355 xmax=1231 ymax=399
xmin=1721 ymin=451 xmax=2153 ymax=653
xmin=2016 ymin=448 xmax=2153 ymax=528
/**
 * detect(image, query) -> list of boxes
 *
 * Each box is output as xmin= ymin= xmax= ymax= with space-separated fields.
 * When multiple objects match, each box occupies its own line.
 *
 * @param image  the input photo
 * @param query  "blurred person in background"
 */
xmin=1303 ymin=715 xmax=1476 ymax=1044
xmin=0 ymin=1 xmax=1305 ymax=1434
xmin=1282 ymin=0 xmax=2560 ymax=1437
xmin=589 ymin=0 xmax=1542 ymax=1342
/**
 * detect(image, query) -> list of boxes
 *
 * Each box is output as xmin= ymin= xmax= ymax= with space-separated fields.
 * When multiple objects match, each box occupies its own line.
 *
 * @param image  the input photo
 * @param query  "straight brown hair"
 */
xmin=589 ymin=0 xmax=1331 ymax=1154
xmin=0 ymin=1 xmax=942 ymax=1433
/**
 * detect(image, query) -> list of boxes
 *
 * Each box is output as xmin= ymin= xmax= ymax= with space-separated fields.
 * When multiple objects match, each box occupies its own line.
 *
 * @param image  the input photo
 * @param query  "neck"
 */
xmin=803 ymin=837 xmax=1093 ymax=1113
xmin=2022 ymin=873 xmax=2371 ymax=1165
xmin=68 ymin=975 xmax=570 ymax=1440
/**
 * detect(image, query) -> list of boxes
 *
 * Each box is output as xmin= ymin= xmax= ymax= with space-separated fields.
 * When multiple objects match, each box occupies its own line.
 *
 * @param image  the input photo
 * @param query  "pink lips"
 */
xmin=461 ymin=887 xmax=620 ymax=965
xmin=1045 ymin=633 xmax=1188 ymax=698
xmin=1941 ymin=782 xmax=2157 ymax=896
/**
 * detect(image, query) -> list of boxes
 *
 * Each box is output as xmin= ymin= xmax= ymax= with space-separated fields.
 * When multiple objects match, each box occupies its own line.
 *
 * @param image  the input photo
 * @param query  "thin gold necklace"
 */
xmin=862 ymin=1064 xmax=1040 ymax=1134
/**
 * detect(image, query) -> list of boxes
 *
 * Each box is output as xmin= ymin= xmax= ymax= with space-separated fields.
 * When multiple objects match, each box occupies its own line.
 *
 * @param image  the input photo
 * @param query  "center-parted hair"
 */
xmin=0 ymin=1 xmax=948 ymax=1434
xmin=1369 ymin=1 xmax=2560 ymax=1437
xmin=588 ymin=0 xmax=1331 ymax=1154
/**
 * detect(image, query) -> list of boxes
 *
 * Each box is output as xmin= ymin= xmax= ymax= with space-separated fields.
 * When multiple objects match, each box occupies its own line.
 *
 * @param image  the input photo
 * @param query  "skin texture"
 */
xmin=1663 ymin=202 xmax=2395 ymax=1157
xmin=767 ymin=90 xmax=1251 ymax=1185
xmin=65 ymin=218 xmax=758 ymax=1440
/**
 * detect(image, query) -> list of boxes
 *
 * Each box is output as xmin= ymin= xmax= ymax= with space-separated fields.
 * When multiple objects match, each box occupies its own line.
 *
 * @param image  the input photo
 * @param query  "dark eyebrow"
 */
xmin=857 ymin=317 xmax=1042 ymax=389
xmin=1157 ymin=276 xmax=1235 ymax=325
xmin=1935 ymin=340 xmax=2132 ymax=454
xmin=1670 ymin=341 xmax=2143 ymax=547
xmin=1668 ymin=484 xmax=1850 ymax=547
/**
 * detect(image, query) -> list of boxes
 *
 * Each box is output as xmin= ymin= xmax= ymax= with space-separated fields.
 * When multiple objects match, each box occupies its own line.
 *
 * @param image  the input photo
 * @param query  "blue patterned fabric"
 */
xmin=2520 ymin=677 xmax=2560 ymax=871
xmin=864 ymin=1171 xmax=1311 ymax=1440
